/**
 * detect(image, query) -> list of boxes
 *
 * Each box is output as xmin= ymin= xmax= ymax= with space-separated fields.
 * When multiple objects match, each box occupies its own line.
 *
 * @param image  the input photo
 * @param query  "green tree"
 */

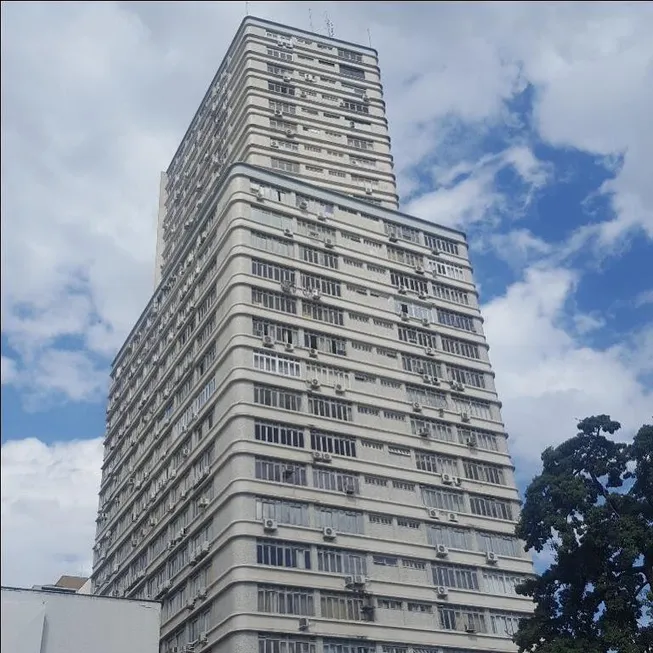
xmin=515 ymin=415 xmax=653 ymax=653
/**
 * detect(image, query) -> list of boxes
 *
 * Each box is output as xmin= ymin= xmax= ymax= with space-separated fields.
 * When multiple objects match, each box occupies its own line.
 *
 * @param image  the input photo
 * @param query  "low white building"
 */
xmin=1 ymin=585 xmax=160 ymax=653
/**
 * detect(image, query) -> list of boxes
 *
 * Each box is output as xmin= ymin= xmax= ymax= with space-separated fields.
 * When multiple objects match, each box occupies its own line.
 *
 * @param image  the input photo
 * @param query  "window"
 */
xmin=391 ymin=272 xmax=430 ymax=296
xmin=489 ymin=612 xmax=524 ymax=637
xmin=469 ymin=495 xmax=513 ymax=521
xmin=378 ymin=598 xmax=402 ymax=609
xmin=252 ymin=288 xmax=297 ymax=315
xmin=252 ymin=259 xmax=295 ymax=284
xmin=385 ymin=221 xmax=420 ymax=244
xmin=254 ymin=350 xmax=302 ymax=378
xmin=441 ymin=336 xmax=480 ymax=360
xmin=476 ymin=531 xmax=522 ymax=557
xmin=313 ymin=468 xmax=359 ymax=493
xmin=317 ymin=546 xmax=367 ymax=575
xmin=300 ymin=272 xmax=341 ymax=297
xmin=407 ymin=603 xmax=432 ymax=613
xmin=271 ymin=158 xmax=300 ymax=173
xmin=305 ymin=165 xmax=324 ymax=173
xmin=267 ymin=47 xmax=293 ymax=62
xmin=342 ymin=100 xmax=369 ymax=114
xmin=337 ymin=48 xmax=363 ymax=63
xmin=446 ymin=364 xmax=486 ymax=389
xmin=323 ymin=641 xmax=374 ymax=653
xmin=406 ymin=385 xmax=448 ymax=409
xmin=256 ymin=540 xmax=311 ymax=569
xmin=258 ymin=635 xmax=315 ymax=653
xmin=258 ymin=585 xmax=314 ymax=615
xmin=315 ymin=506 xmax=364 ymax=534
xmin=398 ymin=326 xmax=437 ymax=349
xmin=253 ymin=384 xmax=302 ymax=411
xmin=397 ymin=517 xmax=420 ymax=529
xmin=433 ymin=261 xmax=466 ymax=281
xmin=364 ymin=475 xmax=387 ymax=487
xmin=255 ymin=420 xmax=304 ymax=448
xmin=402 ymin=354 xmax=441 ymax=379
xmin=339 ymin=64 xmax=365 ymax=80
xmin=388 ymin=445 xmax=410 ymax=456
xmin=482 ymin=570 xmax=527 ymax=596
xmin=387 ymin=244 xmax=423 ymax=267
xmin=304 ymin=330 xmax=347 ymax=356
xmin=306 ymin=362 xmax=349 ymax=387
xmin=268 ymin=63 xmax=294 ymax=77
xmin=302 ymin=301 xmax=344 ymax=326
xmin=250 ymin=230 xmax=295 ymax=258
xmin=463 ymin=460 xmax=506 ymax=485
xmin=255 ymin=457 xmax=307 ymax=487
xmin=347 ymin=136 xmax=373 ymax=150
xmin=310 ymin=429 xmax=356 ymax=457
xmin=432 ymin=282 xmax=471 ymax=306
xmin=432 ymin=563 xmax=479 ymax=590
xmin=268 ymin=81 xmax=295 ymax=96
xmin=369 ymin=513 xmax=393 ymax=525
xmin=458 ymin=427 xmax=500 ymax=451
xmin=452 ymin=396 xmax=493 ymax=420
xmin=427 ymin=524 xmax=474 ymax=551
xmin=253 ymin=318 xmax=299 ymax=346
xmin=308 ymin=396 xmax=352 ymax=421
xmin=393 ymin=480 xmax=415 ymax=492
xmin=421 ymin=486 xmax=465 ymax=512
xmin=373 ymin=555 xmax=398 ymax=567
xmin=256 ymin=498 xmax=309 ymax=526
xmin=395 ymin=299 xmax=431 ymax=322
xmin=436 ymin=308 xmax=475 ymax=333
xmin=296 ymin=218 xmax=337 ymax=242
xmin=438 ymin=605 xmax=487 ymax=633
xmin=424 ymin=234 xmax=461 ymax=256
xmin=320 ymin=592 xmax=365 ymax=620
xmin=415 ymin=452 xmax=459 ymax=476
xmin=251 ymin=206 xmax=294 ymax=230
xmin=410 ymin=417 xmax=456 ymax=443
xmin=299 ymin=245 xmax=338 ymax=269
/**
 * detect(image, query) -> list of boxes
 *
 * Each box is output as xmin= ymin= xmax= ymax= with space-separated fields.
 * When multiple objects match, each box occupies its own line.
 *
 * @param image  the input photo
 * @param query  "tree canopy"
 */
xmin=515 ymin=415 xmax=653 ymax=653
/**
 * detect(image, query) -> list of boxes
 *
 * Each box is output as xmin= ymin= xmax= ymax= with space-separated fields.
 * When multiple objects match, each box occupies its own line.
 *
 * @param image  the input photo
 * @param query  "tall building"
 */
xmin=94 ymin=16 xmax=535 ymax=653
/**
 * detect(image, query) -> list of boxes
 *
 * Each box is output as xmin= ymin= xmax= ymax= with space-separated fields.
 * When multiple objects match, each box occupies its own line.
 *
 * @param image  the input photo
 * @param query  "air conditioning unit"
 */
xmin=256 ymin=189 xmax=265 ymax=201
xmin=412 ymin=402 xmax=422 ymax=413
xmin=419 ymin=427 xmax=430 ymax=438
xmin=283 ymin=227 xmax=294 ymax=237
xmin=285 ymin=129 xmax=295 ymax=138
xmin=324 ymin=238 xmax=335 ymax=248
xmin=317 ymin=211 xmax=328 ymax=222
xmin=461 ymin=412 xmax=470 ymax=423
xmin=436 ymin=544 xmax=449 ymax=558
xmin=401 ymin=313 xmax=410 ymax=322
xmin=345 ymin=575 xmax=366 ymax=589
xmin=298 ymin=617 xmax=310 ymax=631
xmin=322 ymin=452 xmax=332 ymax=463
xmin=334 ymin=383 xmax=345 ymax=394
xmin=311 ymin=289 xmax=321 ymax=300
xmin=271 ymin=140 xmax=280 ymax=148
xmin=284 ymin=343 xmax=294 ymax=352
xmin=309 ymin=348 xmax=319 ymax=358
xmin=309 ymin=378 xmax=321 ymax=389
xmin=415 ymin=265 xmax=425 ymax=275
xmin=197 ymin=589 xmax=208 ymax=600
xmin=312 ymin=451 xmax=324 ymax=461
xmin=322 ymin=526 xmax=336 ymax=540
xmin=466 ymin=437 xmax=477 ymax=448
xmin=486 ymin=551 xmax=499 ymax=565
xmin=432 ymin=377 xmax=441 ymax=386
xmin=425 ymin=347 xmax=435 ymax=357
xmin=280 ymin=280 xmax=294 ymax=294
xmin=427 ymin=508 xmax=440 ymax=519
xmin=299 ymin=200 xmax=308 ymax=209
xmin=198 ymin=497 xmax=210 ymax=508
xmin=182 ymin=447 xmax=191 ymax=457
xmin=398 ymin=285 xmax=408 ymax=295
xmin=436 ymin=586 xmax=449 ymax=598
xmin=448 ymin=512 xmax=459 ymax=523
xmin=442 ymin=473 xmax=453 ymax=485
xmin=344 ymin=481 xmax=356 ymax=495
xmin=263 ymin=518 xmax=278 ymax=532
xmin=283 ymin=74 xmax=292 ymax=82
xmin=263 ymin=335 xmax=275 ymax=348
xmin=465 ymin=625 xmax=477 ymax=634
xmin=422 ymin=374 xmax=431 ymax=384
xmin=418 ymin=293 xmax=429 ymax=300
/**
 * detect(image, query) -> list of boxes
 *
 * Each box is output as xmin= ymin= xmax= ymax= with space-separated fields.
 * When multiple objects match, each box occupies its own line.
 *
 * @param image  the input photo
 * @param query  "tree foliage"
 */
xmin=515 ymin=415 xmax=653 ymax=653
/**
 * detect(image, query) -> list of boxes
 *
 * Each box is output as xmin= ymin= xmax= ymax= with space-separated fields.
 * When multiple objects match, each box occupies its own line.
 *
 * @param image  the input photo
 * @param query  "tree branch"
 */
xmin=588 ymin=471 xmax=620 ymax=518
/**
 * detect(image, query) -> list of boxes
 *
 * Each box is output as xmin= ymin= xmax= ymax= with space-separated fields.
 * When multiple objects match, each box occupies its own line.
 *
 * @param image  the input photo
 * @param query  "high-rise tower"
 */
xmin=94 ymin=16 xmax=535 ymax=653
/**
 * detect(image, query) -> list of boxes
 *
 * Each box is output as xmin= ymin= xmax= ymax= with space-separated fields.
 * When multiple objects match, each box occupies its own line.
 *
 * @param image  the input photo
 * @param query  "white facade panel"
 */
xmin=1 ymin=588 xmax=160 ymax=653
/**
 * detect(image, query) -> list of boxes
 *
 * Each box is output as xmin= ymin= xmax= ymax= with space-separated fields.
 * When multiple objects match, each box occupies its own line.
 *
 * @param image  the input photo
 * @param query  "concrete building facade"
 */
xmin=94 ymin=16 xmax=535 ymax=653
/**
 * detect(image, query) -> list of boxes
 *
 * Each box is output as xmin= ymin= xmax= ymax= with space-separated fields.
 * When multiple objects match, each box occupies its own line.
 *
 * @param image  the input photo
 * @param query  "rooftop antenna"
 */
xmin=324 ymin=12 xmax=334 ymax=38
xmin=367 ymin=28 xmax=372 ymax=48
xmin=309 ymin=8 xmax=314 ymax=32
xmin=245 ymin=1 xmax=249 ymax=16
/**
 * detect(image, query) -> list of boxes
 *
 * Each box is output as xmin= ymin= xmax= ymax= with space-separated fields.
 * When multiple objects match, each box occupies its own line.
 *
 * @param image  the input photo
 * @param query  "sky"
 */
xmin=1 ymin=1 xmax=652 ymax=589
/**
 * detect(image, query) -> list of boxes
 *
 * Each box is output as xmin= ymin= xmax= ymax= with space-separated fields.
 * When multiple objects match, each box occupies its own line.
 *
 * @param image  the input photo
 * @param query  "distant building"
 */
xmin=1 ymin=585 xmax=160 ymax=653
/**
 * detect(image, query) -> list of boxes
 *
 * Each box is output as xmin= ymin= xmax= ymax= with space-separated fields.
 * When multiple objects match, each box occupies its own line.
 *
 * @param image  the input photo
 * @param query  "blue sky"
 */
xmin=1 ymin=1 xmax=652 ymax=587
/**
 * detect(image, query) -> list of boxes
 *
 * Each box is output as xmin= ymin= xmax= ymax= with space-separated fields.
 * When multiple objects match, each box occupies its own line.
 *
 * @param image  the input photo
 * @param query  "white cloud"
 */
xmin=1 ymin=355 xmax=18 ymax=385
xmin=0 ymin=437 xmax=103 ymax=587
xmin=483 ymin=265 xmax=653 ymax=477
